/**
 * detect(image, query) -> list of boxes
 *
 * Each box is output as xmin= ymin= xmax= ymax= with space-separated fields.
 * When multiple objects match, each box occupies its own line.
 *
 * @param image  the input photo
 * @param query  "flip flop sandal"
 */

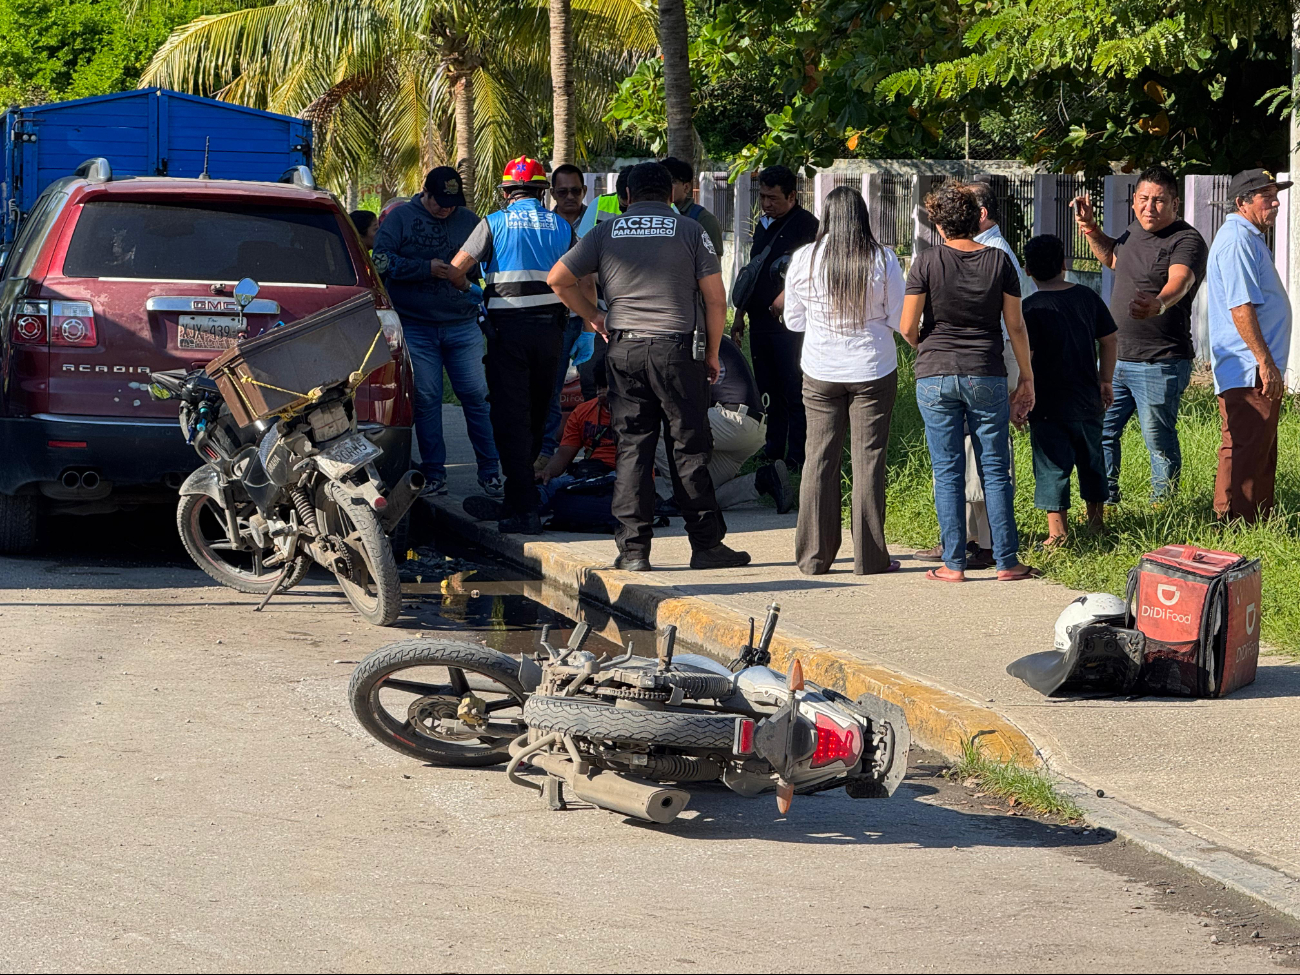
xmin=997 ymin=566 xmax=1044 ymax=582
xmin=925 ymin=568 xmax=965 ymax=583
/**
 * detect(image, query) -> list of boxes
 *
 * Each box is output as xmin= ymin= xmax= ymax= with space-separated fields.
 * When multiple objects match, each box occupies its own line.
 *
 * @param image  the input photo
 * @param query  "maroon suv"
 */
xmin=0 ymin=169 xmax=414 ymax=552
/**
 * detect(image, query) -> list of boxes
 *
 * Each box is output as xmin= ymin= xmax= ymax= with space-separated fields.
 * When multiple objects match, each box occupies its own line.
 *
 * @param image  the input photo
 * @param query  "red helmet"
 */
xmin=499 ymin=156 xmax=550 ymax=190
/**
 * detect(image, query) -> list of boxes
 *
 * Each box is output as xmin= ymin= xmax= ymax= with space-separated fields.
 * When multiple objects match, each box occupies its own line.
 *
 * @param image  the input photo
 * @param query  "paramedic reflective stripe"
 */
xmin=483 ymin=269 xmax=551 ymax=284
xmin=486 ymin=293 xmax=564 ymax=309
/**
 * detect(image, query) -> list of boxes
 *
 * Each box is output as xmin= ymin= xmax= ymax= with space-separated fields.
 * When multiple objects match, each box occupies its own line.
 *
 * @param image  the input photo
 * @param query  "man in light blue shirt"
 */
xmin=1205 ymin=168 xmax=1293 ymax=522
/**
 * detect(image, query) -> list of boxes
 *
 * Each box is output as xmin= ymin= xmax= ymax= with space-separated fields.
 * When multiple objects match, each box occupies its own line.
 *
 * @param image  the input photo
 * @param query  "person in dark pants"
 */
xmin=731 ymin=165 xmax=819 ymax=467
xmin=1021 ymin=234 xmax=1118 ymax=545
xmin=548 ymin=162 xmax=750 ymax=572
xmin=450 ymin=157 xmax=580 ymax=534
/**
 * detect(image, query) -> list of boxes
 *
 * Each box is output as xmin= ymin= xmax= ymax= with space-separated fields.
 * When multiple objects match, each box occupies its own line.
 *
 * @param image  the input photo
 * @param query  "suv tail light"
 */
xmin=377 ymin=308 xmax=404 ymax=353
xmin=49 ymin=300 xmax=97 ymax=347
xmin=810 ymin=712 xmax=863 ymax=768
xmin=11 ymin=299 xmax=48 ymax=344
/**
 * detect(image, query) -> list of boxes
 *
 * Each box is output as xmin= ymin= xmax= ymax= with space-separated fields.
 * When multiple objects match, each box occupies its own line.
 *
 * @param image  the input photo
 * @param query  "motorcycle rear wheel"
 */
xmin=349 ymin=640 xmax=527 ymax=766
xmin=321 ymin=481 xmax=402 ymax=626
xmin=177 ymin=493 xmax=311 ymax=594
xmin=523 ymin=695 xmax=738 ymax=751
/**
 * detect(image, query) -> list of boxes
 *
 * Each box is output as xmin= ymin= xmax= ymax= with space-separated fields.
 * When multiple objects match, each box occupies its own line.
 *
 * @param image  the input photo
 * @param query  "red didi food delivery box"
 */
xmin=1128 ymin=545 xmax=1262 ymax=697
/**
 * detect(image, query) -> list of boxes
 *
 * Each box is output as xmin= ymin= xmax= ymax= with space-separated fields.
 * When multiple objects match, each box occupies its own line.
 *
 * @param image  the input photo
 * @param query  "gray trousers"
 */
xmin=796 ymin=371 xmax=897 ymax=574
xmin=655 ymin=405 xmax=767 ymax=509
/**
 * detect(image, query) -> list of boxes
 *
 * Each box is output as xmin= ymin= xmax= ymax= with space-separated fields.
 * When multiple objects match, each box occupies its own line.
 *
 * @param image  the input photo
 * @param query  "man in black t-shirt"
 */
xmin=730 ymin=165 xmax=819 ymax=467
xmin=1022 ymin=235 xmax=1118 ymax=545
xmin=1073 ymin=164 xmax=1207 ymax=502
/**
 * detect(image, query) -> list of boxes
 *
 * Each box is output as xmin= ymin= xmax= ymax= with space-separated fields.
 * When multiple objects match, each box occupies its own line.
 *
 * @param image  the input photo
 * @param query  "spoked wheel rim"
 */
xmin=186 ymin=495 xmax=285 ymax=585
xmin=369 ymin=661 xmax=526 ymax=759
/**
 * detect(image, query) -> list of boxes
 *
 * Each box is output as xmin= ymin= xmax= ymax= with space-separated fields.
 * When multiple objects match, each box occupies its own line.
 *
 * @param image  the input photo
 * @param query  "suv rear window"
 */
xmin=62 ymin=201 xmax=358 ymax=285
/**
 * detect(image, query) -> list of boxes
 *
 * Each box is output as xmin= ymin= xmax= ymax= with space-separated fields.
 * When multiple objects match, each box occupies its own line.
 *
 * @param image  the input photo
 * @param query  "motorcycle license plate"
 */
xmin=316 ymin=434 xmax=382 ymax=478
xmin=178 ymin=315 xmax=241 ymax=351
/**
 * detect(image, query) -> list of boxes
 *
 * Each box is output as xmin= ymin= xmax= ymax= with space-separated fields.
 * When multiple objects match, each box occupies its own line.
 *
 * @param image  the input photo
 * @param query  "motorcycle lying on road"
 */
xmin=150 ymin=280 xmax=422 ymax=626
xmin=349 ymin=603 xmax=911 ymax=823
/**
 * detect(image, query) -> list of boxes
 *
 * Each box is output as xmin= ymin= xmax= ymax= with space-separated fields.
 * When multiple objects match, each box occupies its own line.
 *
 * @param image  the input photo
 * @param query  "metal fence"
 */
xmin=878 ymin=175 xmax=914 ymax=257
xmin=1053 ymin=175 xmax=1106 ymax=273
xmin=710 ymin=173 xmax=734 ymax=231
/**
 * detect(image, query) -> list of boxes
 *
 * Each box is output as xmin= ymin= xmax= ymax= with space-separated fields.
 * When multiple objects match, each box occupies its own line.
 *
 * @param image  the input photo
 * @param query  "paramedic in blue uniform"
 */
xmin=450 ymin=157 xmax=582 ymax=534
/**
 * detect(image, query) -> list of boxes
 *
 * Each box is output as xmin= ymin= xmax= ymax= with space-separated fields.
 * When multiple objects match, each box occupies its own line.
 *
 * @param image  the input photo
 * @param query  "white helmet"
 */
xmin=1053 ymin=593 xmax=1127 ymax=651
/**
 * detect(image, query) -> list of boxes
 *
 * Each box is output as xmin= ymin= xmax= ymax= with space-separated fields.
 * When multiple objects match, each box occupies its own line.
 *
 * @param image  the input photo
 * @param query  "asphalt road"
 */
xmin=1 ymin=511 xmax=1297 ymax=973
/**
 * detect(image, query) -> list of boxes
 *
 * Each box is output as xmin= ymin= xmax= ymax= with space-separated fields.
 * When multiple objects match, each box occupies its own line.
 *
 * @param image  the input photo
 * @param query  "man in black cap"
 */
xmin=372 ymin=166 xmax=502 ymax=500
xmin=1205 ymin=168 xmax=1294 ymax=522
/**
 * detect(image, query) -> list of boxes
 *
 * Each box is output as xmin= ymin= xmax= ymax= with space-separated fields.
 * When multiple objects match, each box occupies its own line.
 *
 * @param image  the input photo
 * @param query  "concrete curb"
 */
xmin=430 ymin=498 xmax=1300 ymax=923
xmin=431 ymin=499 xmax=1039 ymax=766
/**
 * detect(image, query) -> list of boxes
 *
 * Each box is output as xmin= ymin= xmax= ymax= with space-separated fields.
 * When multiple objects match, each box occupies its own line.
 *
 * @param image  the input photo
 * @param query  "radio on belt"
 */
xmin=1006 ymin=544 xmax=1261 ymax=698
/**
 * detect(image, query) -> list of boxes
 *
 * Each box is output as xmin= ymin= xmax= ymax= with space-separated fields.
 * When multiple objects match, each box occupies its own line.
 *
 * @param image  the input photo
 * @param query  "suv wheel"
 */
xmin=0 ymin=494 xmax=40 ymax=554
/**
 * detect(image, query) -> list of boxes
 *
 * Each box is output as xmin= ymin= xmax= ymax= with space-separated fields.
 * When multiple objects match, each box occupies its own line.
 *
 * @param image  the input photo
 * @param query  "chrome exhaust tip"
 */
xmin=61 ymin=470 xmax=82 ymax=490
xmin=80 ymin=470 xmax=100 ymax=490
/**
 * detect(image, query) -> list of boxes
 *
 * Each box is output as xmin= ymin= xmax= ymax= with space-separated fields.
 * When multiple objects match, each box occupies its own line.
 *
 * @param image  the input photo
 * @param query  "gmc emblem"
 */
xmin=190 ymin=299 xmax=239 ymax=312
xmin=62 ymin=365 xmax=152 ymax=374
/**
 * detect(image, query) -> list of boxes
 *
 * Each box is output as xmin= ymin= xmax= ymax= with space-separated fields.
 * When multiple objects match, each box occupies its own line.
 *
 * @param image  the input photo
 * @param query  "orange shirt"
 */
xmin=561 ymin=399 xmax=617 ymax=469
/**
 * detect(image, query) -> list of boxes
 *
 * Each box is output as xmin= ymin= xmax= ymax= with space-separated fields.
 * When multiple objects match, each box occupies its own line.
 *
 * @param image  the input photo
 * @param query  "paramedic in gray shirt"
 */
xmin=548 ymin=161 xmax=750 ymax=573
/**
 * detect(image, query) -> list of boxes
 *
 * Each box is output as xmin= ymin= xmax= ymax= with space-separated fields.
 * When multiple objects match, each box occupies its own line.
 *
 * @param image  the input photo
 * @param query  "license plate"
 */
xmin=316 ymin=434 xmax=382 ymax=478
xmin=178 ymin=315 xmax=242 ymax=351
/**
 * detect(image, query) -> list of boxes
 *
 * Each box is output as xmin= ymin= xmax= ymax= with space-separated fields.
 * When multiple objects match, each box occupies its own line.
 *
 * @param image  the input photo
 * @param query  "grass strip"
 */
xmin=949 ymin=737 xmax=1086 ymax=821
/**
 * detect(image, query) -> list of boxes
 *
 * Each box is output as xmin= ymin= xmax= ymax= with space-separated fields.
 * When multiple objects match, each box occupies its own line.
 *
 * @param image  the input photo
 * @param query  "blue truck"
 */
xmin=2 ymin=87 xmax=313 ymax=246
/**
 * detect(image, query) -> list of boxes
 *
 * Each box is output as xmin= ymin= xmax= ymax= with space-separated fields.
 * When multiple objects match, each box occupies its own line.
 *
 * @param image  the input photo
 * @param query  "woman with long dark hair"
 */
xmin=785 ymin=186 xmax=905 ymax=574
xmin=899 ymin=180 xmax=1038 ymax=582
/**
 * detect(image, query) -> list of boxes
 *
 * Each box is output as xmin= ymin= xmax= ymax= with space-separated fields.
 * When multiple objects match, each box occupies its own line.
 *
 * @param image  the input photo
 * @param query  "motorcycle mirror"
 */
xmin=234 ymin=277 xmax=260 ymax=309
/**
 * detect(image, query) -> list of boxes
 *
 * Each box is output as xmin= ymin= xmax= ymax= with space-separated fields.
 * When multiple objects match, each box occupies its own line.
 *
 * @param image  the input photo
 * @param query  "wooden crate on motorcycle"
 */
xmin=205 ymin=294 xmax=388 ymax=426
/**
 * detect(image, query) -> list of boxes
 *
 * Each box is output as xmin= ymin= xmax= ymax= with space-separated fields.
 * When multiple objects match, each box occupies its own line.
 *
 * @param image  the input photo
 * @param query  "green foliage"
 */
xmin=606 ymin=59 xmax=668 ymax=154
xmin=877 ymin=0 xmax=1291 ymax=173
xmin=0 ymin=0 xmax=235 ymax=106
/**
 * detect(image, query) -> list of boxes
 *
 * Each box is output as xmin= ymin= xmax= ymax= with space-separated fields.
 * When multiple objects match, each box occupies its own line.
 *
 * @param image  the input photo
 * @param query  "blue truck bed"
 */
xmin=1 ymin=87 xmax=312 ymax=246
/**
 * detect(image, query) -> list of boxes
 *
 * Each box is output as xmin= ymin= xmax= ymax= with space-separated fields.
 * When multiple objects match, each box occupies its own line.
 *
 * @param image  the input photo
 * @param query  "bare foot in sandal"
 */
xmin=925 ymin=567 xmax=965 ymax=583
xmin=997 ymin=564 xmax=1043 ymax=581
xmin=1042 ymin=535 xmax=1068 ymax=549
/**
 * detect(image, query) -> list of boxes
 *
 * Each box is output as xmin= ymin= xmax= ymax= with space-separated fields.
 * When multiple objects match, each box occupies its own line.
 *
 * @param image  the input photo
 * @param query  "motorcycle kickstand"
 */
xmin=542 ymin=775 xmax=566 ymax=811
xmin=254 ymin=564 xmax=292 ymax=613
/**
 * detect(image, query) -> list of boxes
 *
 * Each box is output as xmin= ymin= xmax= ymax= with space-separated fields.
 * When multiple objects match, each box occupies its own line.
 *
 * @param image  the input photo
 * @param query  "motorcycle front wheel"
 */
xmin=349 ymin=640 xmax=527 ymax=766
xmin=320 ymin=480 xmax=402 ymax=626
xmin=177 ymin=493 xmax=311 ymax=594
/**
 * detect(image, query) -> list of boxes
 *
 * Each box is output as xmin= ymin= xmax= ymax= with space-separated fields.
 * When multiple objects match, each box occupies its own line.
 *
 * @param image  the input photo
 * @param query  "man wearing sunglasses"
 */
xmin=539 ymin=164 xmax=598 ymax=468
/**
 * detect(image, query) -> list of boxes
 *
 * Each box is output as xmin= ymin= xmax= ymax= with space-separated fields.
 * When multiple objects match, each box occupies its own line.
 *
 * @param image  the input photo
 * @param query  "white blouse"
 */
xmin=782 ymin=241 xmax=905 ymax=383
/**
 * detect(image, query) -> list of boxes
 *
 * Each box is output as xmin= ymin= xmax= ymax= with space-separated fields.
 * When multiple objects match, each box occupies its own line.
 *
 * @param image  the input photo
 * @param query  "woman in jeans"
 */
xmin=899 ymin=181 xmax=1039 ymax=582
xmin=785 ymin=187 xmax=905 ymax=574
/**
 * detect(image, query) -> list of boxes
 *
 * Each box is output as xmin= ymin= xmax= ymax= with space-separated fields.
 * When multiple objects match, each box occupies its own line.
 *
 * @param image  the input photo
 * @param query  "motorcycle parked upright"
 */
xmin=150 ymin=279 xmax=423 ymax=625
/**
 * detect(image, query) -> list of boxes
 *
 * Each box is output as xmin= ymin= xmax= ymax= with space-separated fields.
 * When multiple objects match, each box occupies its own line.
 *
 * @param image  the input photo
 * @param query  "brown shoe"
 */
xmin=914 ymin=543 xmax=945 ymax=562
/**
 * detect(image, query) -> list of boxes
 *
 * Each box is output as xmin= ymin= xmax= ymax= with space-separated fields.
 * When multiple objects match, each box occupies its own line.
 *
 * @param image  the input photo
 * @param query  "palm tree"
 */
xmin=550 ymin=0 xmax=575 ymax=167
xmin=141 ymin=0 xmax=656 ymax=209
xmin=657 ymin=0 xmax=693 ymax=161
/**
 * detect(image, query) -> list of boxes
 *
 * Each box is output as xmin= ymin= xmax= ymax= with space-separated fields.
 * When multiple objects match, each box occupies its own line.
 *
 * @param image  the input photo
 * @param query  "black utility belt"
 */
xmin=613 ymin=328 xmax=693 ymax=342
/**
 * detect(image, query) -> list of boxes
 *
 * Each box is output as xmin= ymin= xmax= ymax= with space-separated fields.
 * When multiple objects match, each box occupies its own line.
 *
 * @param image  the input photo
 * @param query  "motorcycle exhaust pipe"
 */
xmin=568 ymin=770 xmax=690 ymax=825
xmin=380 ymin=470 xmax=425 ymax=532
xmin=518 ymin=746 xmax=690 ymax=824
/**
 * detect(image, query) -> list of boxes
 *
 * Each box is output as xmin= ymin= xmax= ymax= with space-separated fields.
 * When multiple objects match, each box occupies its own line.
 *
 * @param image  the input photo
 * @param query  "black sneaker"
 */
xmin=755 ymin=460 xmax=793 ymax=513
xmin=463 ymin=495 xmax=503 ymax=522
xmin=612 ymin=554 xmax=652 ymax=572
xmin=498 ymin=510 xmax=543 ymax=535
xmin=690 ymin=543 xmax=751 ymax=570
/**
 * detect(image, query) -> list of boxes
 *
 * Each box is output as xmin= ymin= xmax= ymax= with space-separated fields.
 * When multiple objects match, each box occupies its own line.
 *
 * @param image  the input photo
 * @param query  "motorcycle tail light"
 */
xmin=11 ymin=299 xmax=48 ymax=344
xmin=49 ymin=300 xmax=97 ymax=347
xmin=734 ymin=717 xmax=755 ymax=755
xmin=377 ymin=308 xmax=404 ymax=353
xmin=810 ymin=713 xmax=863 ymax=769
